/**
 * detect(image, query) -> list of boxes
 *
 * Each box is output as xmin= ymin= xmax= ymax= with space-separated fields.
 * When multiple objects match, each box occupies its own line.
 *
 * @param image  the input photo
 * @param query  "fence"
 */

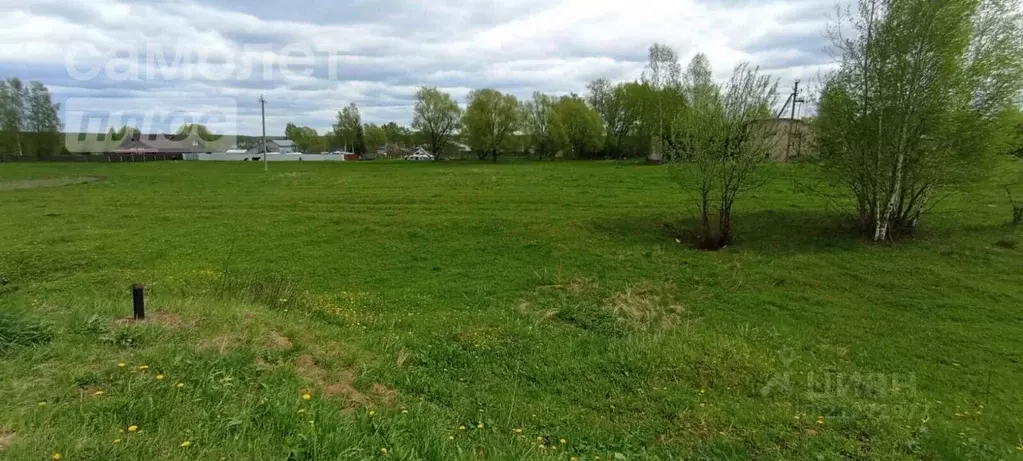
xmin=0 ymin=153 xmax=184 ymax=163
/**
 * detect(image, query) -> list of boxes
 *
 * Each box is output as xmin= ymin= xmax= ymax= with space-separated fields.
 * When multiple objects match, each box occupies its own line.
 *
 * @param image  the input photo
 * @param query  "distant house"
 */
xmin=247 ymin=139 xmax=298 ymax=155
xmin=116 ymin=134 xmax=210 ymax=154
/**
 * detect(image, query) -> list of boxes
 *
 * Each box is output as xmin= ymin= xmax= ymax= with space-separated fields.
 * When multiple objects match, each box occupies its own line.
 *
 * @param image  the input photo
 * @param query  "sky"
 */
xmin=0 ymin=0 xmax=838 ymax=137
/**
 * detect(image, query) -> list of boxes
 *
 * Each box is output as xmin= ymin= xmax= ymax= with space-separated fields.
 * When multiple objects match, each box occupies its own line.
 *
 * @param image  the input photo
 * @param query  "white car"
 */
xmin=406 ymin=153 xmax=435 ymax=161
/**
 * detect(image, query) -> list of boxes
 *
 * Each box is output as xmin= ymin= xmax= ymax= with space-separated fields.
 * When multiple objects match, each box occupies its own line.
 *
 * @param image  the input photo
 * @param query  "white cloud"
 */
xmin=0 ymin=0 xmax=835 ymax=135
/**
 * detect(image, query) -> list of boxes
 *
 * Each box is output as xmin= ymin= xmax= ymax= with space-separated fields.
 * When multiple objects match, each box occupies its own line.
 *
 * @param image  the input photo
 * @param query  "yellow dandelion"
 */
xmin=127 ymin=425 xmax=139 ymax=432
xmin=93 ymin=390 xmax=105 ymax=396
xmin=156 ymin=374 xmax=165 ymax=380
xmin=448 ymin=436 xmax=454 ymax=440
xmin=180 ymin=440 xmax=192 ymax=448
xmin=302 ymin=392 xmax=312 ymax=400
xmin=138 ymin=365 xmax=149 ymax=371
xmin=113 ymin=438 xmax=122 ymax=444
xmin=458 ymin=425 xmax=466 ymax=431
xmin=117 ymin=362 xmax=126 ymax=368
xmin=368 ymin=410 xmax=376 ymax=416
xmin=476 ymin=422 xmax=483 ymax=429
xmin=379 ymin=447 xmax=388 ymax=456
xmin=176 ymin=382 xmax=185 ymax=388
xmin=52 ymin=453 xmax=62 ymax=460
xmin=560 ymin=438 xmax=567 ymax=444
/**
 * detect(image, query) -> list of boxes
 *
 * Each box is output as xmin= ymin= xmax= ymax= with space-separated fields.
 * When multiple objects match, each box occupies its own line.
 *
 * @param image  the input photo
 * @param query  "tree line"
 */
xmin=0 ymin=78 xmax=62 ymax=157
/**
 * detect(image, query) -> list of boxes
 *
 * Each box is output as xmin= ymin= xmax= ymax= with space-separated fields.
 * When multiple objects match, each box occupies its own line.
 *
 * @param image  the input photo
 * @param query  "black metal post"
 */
xmin=132 ymin=284 xmax=145 ymax=320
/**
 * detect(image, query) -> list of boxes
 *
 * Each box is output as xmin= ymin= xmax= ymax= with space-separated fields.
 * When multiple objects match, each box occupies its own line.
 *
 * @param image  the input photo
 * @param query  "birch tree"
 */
xmin=816 ymin=0 xmax=1023 ymax=241
xmin=642 ymin=43 xmax=682 ymax=161
xmin=0 ymin=78 xmax=26 ymax=156
xmin=26 ymin=81 xmax=62 ymax=156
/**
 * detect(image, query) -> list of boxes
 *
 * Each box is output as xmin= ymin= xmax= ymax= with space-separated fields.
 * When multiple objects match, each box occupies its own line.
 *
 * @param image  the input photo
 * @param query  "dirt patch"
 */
xmin=606 ymin=287 xmax=684 ymax=330
xmin=370 ymin=383 xmax=398 ymax=403
xmin=293 ymin=354 xmax=395 ymax=409
xmin=266 ymin=332 xmax=293 ymax=351
xmin=0 ymin=176 xmax=102 ymax=191
xmin=0 ymin=428 xmax=15 ymax=452
xmin=198 ymin=335 xmax=238 ymax=353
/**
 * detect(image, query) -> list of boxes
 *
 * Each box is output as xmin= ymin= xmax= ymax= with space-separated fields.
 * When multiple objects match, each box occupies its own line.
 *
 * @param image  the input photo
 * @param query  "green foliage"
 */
xmin=642 ymin=43 xmax=686 ymax=161
xmin=817 ymin=0 xmax=1023 ymax=240
xmin=0 ymin=78 xmax=62 ymax=157
xmin=552 ymin=95 xmax=604 ymax=159
xmin=412 ymin=86 xmax=462 ymax=160
xmin=672 ymin=57 xmax=779 ymax=248
xmin=176 ymin=123 xmax=220 ymax=142
xmin=363 ymin=123 xmax=388 ymax=155
xmin=331 ymin=102 xmax=364 ymax=153
xmin=284 ymin=123 xmax=320 ymax=153
xmin=995 ymin=106 xmax=1023 ymax=157
xmin=521 ymin=92 xmax=566 ymax=160
xmin=587 ymin=79 xmax=653 ymax=158
xmin=463 ymin=89 xmax=520 ymax=162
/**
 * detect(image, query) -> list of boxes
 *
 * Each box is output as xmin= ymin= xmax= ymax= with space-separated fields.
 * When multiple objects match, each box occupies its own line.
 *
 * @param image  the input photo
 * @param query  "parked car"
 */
xmin=406 ymin=153 xmax=435 ymax=161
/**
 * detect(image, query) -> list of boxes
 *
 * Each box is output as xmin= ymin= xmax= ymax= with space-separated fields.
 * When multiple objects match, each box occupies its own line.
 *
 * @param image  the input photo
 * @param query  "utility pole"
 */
xmin=259 ymin=95 xmax=267 ymax=172
xmin=790 ymin=80 xmax=800 ymax=120
xmin=785 ymin=80 xmax=806 ymax=160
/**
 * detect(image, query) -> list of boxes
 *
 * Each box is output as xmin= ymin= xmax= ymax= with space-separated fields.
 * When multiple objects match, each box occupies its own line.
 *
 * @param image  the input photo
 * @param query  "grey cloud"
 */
xmin=2 ymin=0 xmax=838 ymax=134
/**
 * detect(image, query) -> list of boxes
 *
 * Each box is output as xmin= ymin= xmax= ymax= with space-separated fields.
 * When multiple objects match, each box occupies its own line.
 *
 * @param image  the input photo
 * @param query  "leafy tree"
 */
xmin=332 ymin=103 xmax=363 ymax=152
xmin=463 ymin=88 xmax=520 ymax=162
xmin=364 ymin=123 xmax=388 ymax=154
xmin=108 ymin=125 xmax=140 ymax=142
xmin=285 ymin=123 xmax=320 ymax=153
xmin=816 ymin=0 xmax=1023 ymax=240
xmin=672 ymin=57 xmax=778 ymax=249
xmin=21 ymin=81 xmax=62 ymax=156
xmin=552 ymin=95 xmax=604 ymax=159
xmin=0 ymin=78 xmax=26 ymax=156
xmin=354 ymin=124 xmax=367 ymax=155
xmin=642 ymin=43 xmax=683 ymax=161
xmin=996 ymin=106 xmax=1023 ymax=157
xmin=412 ymin=86 xmax=462 ymax=160
xmin=382 ymin=122 xmax=412 ymax=147
xmin=176 ymin=123 xmax=219 ymax=142
xmin=521 ymin=92 xmax=565 ymax=160
xmin=588 ymin=79 xmax=648 ymax=158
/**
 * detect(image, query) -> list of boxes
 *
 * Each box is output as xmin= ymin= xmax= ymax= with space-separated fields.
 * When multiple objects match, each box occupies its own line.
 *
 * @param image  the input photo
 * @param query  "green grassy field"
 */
xmin=1 ymin=160 xmax=1021 ymax=460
